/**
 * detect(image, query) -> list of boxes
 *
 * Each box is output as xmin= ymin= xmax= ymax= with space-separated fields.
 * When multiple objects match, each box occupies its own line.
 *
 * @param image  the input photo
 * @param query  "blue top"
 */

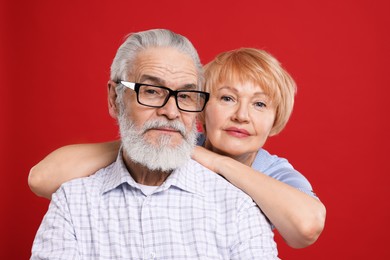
xmin=252 ymin=149 xmax=316 ymax=198
xmin=197 ymin=134 xmax=317 ymax=198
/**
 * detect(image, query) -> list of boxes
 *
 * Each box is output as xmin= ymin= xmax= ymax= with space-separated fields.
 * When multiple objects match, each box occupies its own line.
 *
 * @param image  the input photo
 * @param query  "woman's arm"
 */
xmin=28 ymin=141 xmax=120 ymax=199
xmin=192 ymin=146 xmax=326 ymax=249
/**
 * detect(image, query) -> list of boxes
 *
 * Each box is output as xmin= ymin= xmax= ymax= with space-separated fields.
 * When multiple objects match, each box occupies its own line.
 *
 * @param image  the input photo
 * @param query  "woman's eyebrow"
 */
xmin=217 ymin=86 xmax=269 ymax=96
xmin=216 ymin=86 xmax=237 ymax=92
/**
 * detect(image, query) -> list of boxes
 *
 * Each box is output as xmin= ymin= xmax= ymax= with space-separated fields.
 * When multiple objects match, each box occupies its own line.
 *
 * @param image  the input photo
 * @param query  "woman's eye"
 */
xmin=254 ymin=102 xmax=267 ymax=109
xmin=221 ymin=96 xmax=234 ymax=102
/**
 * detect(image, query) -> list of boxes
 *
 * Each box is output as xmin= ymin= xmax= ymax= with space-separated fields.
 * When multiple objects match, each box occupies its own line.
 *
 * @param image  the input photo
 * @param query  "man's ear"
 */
xmin=108 ymin=80 xmax=119 ymax=118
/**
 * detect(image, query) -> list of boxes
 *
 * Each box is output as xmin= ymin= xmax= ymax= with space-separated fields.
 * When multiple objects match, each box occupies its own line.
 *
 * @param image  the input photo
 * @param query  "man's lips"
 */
xmin=224 ymin=127 xmax=250 ymax=138
xmin=141 ymin=120 xmax=187 ymax=137
xmin=148 ymin=127 xmax=182 ymax=135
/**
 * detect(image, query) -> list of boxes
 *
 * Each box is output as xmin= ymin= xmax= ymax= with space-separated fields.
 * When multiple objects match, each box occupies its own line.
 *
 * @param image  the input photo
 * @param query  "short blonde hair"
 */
xmin=200 ymin=48 xmax=297 ymax=136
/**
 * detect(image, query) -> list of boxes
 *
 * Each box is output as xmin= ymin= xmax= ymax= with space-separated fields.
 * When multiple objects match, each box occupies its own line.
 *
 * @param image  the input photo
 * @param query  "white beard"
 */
xmin=117 ymin=112 xmax=197 ymax=172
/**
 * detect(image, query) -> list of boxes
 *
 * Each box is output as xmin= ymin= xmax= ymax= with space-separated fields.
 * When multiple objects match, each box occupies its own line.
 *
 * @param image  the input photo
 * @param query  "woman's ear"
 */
xmin=107 ymin=80 xmax=119 ymax=118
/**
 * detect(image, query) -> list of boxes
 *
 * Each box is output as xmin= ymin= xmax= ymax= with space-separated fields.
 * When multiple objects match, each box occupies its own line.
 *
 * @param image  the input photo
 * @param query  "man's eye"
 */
xmin=178 ymin=93 xmax=190 ymax=99
xmin=142 ymin=87 xmax=162 ymax=96
xmin=145 ymin=89 xmax=157 ymax=94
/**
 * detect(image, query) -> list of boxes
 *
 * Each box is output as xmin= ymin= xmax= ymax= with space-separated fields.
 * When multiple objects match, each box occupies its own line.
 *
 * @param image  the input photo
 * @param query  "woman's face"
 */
xmin=204 ymin=81 xmax=276 ymax=161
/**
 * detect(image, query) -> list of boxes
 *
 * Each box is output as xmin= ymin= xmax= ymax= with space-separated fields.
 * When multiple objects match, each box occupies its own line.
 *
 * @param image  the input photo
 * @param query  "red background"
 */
xmin=1 ymin=0 xmax=389 ymax=259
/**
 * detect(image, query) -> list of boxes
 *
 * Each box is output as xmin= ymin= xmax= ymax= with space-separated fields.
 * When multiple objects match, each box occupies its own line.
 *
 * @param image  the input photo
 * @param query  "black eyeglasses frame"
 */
xmin=117 ymin=81 xmax=209 ymax=113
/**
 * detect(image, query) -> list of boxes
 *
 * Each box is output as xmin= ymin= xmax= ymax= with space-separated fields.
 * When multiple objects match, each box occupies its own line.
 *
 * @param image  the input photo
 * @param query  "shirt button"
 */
xmin=150 ymin=252 xmax=156 ymax=259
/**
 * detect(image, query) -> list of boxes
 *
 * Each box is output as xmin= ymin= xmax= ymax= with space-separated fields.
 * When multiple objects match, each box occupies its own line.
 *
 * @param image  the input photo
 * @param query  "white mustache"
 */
xmin=141 ymin=120 xmax=187 ymax=137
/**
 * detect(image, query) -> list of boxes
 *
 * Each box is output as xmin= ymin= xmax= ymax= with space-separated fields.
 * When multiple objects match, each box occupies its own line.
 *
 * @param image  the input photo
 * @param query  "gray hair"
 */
xmin=111 ymin=29 xmax=204 ymax=106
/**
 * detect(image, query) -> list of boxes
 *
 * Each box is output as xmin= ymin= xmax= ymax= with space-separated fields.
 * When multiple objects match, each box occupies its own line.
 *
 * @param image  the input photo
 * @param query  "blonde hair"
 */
xmin=199 ymin=48 xmax=297 ymax=136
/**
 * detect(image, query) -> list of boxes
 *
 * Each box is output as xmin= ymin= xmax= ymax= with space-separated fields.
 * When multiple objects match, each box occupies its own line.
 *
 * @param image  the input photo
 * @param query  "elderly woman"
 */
xmin=28 ymin=48 xmax=326 ymax=248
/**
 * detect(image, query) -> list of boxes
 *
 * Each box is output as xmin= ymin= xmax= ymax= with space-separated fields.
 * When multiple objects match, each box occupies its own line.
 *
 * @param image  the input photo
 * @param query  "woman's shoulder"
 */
xmin=252 ymin=149 xmax=317 ymax=198
xmin=252 ymin=149 xmax=292 ymax=172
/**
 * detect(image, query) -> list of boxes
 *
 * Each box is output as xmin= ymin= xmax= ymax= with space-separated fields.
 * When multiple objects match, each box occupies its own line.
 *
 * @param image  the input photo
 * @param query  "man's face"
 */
xmin=111 ymin=47 xmax=199 ymax=171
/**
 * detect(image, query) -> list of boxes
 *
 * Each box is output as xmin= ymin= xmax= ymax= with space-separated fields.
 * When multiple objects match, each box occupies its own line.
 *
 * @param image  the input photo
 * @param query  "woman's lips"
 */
xmin=224 ymin=127 xmax=250 ymax=138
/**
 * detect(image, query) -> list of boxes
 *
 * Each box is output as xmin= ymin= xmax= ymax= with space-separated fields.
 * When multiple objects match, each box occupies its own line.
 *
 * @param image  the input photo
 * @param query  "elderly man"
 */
xmin=31 ymin=29 xmax=278 ymax=259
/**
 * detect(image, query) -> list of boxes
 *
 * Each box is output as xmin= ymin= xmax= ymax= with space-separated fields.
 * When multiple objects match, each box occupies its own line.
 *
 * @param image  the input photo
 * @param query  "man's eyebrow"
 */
xmin=139 ymin=75 xmax=165 ymax=85
xmin=182 ymin=83 xmax=198 ymax=90
xmin=139 ymin=75 xmax=198 ymax=90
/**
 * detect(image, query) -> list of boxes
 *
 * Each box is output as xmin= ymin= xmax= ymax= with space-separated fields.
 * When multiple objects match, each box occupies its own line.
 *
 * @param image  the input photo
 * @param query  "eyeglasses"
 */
xmin=118 ymin=81 xmax=209 ymax=112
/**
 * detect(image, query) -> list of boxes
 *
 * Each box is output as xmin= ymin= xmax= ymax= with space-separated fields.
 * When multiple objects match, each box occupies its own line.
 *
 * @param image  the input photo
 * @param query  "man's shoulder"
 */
xmin=185 ymin=159 xmax=228 ymax=183
xmin=64 ymin=164 xmax=112 ymax=184
xmin=57 ymin=162 xmax=115 ymax=197
xmin=186 ymin=160 xmax=255 ymax=203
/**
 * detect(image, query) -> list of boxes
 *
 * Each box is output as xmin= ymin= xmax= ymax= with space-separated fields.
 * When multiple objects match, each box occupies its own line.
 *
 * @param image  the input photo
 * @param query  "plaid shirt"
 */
xmin=32 ymin=152 xmax=278 ymax=259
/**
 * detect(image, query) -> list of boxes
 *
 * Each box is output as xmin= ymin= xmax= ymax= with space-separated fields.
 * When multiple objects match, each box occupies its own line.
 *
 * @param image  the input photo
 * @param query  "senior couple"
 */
xmin=30 ymin=29 xmax=326 ymax=259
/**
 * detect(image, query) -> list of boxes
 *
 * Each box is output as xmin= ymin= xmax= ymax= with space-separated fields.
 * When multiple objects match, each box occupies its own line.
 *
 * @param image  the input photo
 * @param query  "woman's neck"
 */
xmin=204 ymin=139 xmax=257 ymax=167
xmin=230 ymin=152 xmax=257 ymax=166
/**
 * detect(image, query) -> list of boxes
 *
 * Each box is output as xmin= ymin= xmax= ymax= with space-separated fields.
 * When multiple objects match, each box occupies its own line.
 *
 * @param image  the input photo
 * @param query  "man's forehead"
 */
xmin=132 ymin=47 xmax=198 ymax=85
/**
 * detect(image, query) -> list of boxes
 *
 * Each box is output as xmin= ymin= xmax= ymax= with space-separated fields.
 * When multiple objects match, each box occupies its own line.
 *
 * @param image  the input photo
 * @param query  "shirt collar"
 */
xmin=100 ymin=149 xmax=137 ymax=194
xmin=101 ymin=148 xmax=205 ymax=197
xmin=159 ymin=160 xmax=206 ymax=197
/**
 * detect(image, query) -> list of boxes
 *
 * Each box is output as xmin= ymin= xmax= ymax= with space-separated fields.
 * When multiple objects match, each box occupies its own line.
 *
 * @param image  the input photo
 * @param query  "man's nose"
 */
xmin=157 ymin=96 xmax=180 ymax=119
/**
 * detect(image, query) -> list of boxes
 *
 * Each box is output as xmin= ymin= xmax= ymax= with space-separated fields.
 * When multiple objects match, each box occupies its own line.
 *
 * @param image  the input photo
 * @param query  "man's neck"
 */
xmin=122 ymin=152 xmax=172 ymax=186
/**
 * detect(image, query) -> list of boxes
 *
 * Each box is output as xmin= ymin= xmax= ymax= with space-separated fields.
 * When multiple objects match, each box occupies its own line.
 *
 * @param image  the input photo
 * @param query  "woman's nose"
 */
xmin=232 ymin=103 xmax=250 ymax=123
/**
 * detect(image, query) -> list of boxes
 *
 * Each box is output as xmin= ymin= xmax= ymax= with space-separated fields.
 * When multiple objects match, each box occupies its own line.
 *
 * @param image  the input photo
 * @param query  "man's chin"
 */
xmin=147 ymin=137 xmax=184 ymax=148
xmin=125 ymin=146 xmax=191 ymax=173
